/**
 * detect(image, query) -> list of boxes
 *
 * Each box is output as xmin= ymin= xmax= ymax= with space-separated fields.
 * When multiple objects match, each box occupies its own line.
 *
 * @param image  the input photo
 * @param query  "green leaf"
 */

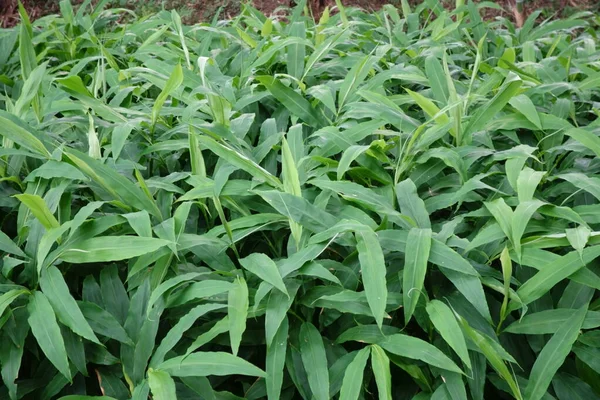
xmin=566 ymin=225 xmax=591 ymax=257
xmin=511 ymin=200 xmax=545 ymax=262
xmin=377 ymin=334 xmax=463 ymax=374
xmin=0 ymin=110 xmax=51 ymax=157
xmin=266 ymin=316 xmax=288 ymax=400
xmin=516 ymin=246 xmax=600 ymax=307
xmin=464 ymin=75 xmax=522 ymax=142
xmin=148 ymin=369 xmax=177 ymax=400
xmin=564 ymin=128 xmax=600 ymax=159
xmin=572 ymin=343 xmax=600 ymax=374
xmin=371 ymin=344 xmax=392 ymax=400
xmin=150 ymin=303 xmax=225 ymax=367
xmin=148 ymin=272 xmax=203 ymax=311
xmin=552 ymin=373 xmax=598 ymax=400
xmin=406 ymin=88 xmax=450 ymax=127
xmin=240 ymin=253 xmax=288 ymax=295
xmin=403 ymin=228 xmax=432 ymax=324
xmin=265 ymin=282 xmax=299 ymax=346
xmin=505 ymin=309 xmax=600 ymax=334
xmin=484 ymin=198 xmax=513 ymax=240
xmin=14 ymin=61 xmax=46 ymax=118
xmin=123 ymin=211 xmax=152 ymax=238
xmin=196 ymin=135 xmax=282 ymax=189
xmin=287 ymin=22 xmax=306 ymax=79
xmin=517 ymin=167 xmax=544 ymax=203
xmin=111 ymin=123 xmax=135 ymax=161
xmin=303 ymin=30 xmax=347 ymax=80
xmin=338 ymin=55 xmax=379 ymax=111
xmin=78 ymin=301 xmax=133 ymax=345
xmin=257 ymin=190 xmax=338 ymax=232
xmin=396 ymin=178 xmax=431 ymax=229
xmin=58 ymin=397 xmax=118 ymax=400
xmin=15 ymin=194 xmax=60 ymax=230
xmin=39 ymin=266 xmax=100 ymax=344
xmin=458 ymin=315 xmax=522 ymax=400
xmin=499 ymin=246 xmax=513 ymax=325
xmin=339 ymin=347 xmax=370 ymax=400
xmin=509 ymin=94 xmax=542 ymax=130
xmin=27 ymin=291 xmax=71 ymax=380
xmin=65 ymin=149 xmax=162 ymax=217
xmin=299 ymin=262 xmax=342 ymax=285
xmin=525 ymin=306 xmax=587 ymax=400
xmin=59 ymin=236 xmax=170 ymax=263
xmin=281 ymin=136 xmax=303 ymax=246
xmin=152 ymin=64 xmax=183 ymax=126
xmin=0 ymin=230 xmax=26 ymax=258
xmin=425 ymin=55 xmax=449 ymax=104
xmin=300 ymin=322 xmax=330 ymax=400
xmin=185 ymin=317 xmax=229 ymax=356
xmin=356 ymin=227 xmax=388 ymax=328
xmin=228 ymin=276 xmax=248 ymax=356
xmin=557 ymin=173 xmax=600 ymax=202
xmin=257 ymin=76 xmax=325 ymax=127
xmin=100 ymin=266 xmax=129 ymax=326
xmin=167 ymin=280 xmax=233 ymax=308
xmin=158 ymin=351 xmax=266 ymax=377
xmin=337 ymin=145 xmax=370 ymax=181
xmin=0 ymin=289 xmax=28 ymax=319
xmin=426 ymin=300 xmax=471 ymax=369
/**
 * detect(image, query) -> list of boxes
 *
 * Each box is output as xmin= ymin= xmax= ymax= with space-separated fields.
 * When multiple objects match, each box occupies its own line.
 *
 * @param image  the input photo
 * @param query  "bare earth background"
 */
xmin=1 ymin=0 xmax=598 ymax=28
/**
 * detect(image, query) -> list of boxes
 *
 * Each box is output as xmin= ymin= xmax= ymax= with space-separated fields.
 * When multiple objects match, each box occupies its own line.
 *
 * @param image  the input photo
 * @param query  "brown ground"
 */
xmin=0 ymin=0 xmax=598 ymax=28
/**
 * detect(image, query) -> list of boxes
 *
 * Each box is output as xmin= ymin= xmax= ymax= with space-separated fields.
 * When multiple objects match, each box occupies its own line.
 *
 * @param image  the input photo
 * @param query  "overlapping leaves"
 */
xmin=0 ymin=0 xmax=600 ymax=399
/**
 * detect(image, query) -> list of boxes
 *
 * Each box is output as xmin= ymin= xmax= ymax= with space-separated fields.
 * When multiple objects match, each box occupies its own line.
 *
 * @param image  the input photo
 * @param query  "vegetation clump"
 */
xmin=1 ymin=1 xmax=600 ymax=399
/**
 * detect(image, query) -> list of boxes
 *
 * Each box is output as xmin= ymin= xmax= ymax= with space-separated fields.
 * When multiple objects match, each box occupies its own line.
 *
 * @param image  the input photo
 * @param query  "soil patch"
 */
xmin=0 ymin=0 xmax=598 ymax=28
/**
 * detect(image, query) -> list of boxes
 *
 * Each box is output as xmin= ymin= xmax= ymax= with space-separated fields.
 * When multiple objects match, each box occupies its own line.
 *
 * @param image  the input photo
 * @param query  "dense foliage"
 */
xmin=1 ymin=0 xmax=600 ymax=399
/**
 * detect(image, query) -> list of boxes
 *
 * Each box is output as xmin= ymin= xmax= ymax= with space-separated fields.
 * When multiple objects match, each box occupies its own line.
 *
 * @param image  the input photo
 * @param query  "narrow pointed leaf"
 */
xmin=371 ymin=345 xmax=392 ymax=400
xmin=148 ymin=369 xmax=177 ymax=400
xmin=426 ymin=300 xmax=471 ymax=369
xmin=240 ymin=253 xmax=288 ymax=295
xmin=159 ymin=352 xmax=265 ymax=377
xmin=356 ymin=227 xmax=387 ymax=328
xmin=39 ymin=266 xmax=100 ymax=344
xmin=300 ymin=322 xmax=329 ymax=400
xmin=228 ymin=277 xmax=248 ymax=356
xmin=266 ymin=316 xmax=288 ymax=400
xmin=27 ymin=291 xmax=71 ymax=380
xmin=525 ymin=306 xmax=587 ymax=400
xmin=403 ymin=228 xmax=432 ymax=324
xmin=339 ymin=347 xmax=370 ymax=400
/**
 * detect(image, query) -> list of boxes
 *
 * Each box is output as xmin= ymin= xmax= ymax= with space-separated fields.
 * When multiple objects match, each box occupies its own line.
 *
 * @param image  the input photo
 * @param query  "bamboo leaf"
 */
xmin=525 ymin=306 xmax=587 ymax=400
xmin=339 ymin=347 xmax=370 ymax=400
xmin=152 ymin=64 xmax=183 ymax=126
xmin=15 ymin=194 xmax=59 ymax=230
xmin=159 ymin=352 xmax=265 ymax=377
xmin=300 ymin=322 xmax=330 ymax=400
xmin=403 ymin=228 xmax=432 ymax=324
xmin=371 ymin=344 xmax=392 ymax=400
xmin=257 ymin=76 xmax=325 ymax=127
xmin=39 ymin=266 xmax=100 ymax=344
xmin=59 ymin=236 xmax=171 ymax=264
xmin=228 ymin=277 xmax=248 ymax=356
xmin=377 ymin=334 xmax=463 ymax=374
xmin=426 ymin=300 xmax=471 ymax=369
xmin=458 ymin=315 xmax=522 ymax=400
xmin=27 ymin=291 xmax=71 ymax=380
xmin=396 ymin=178 xmax=431 ymax=229
xmin=266 ymin=316 xmax=288 ymax=400
xmin=356 ymin=227 xmax=388 ymax=328
xmin=148 ymin=369 xmax=177 ymax=400
xmin=240 ymin=253 xmax=288 ymax=295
